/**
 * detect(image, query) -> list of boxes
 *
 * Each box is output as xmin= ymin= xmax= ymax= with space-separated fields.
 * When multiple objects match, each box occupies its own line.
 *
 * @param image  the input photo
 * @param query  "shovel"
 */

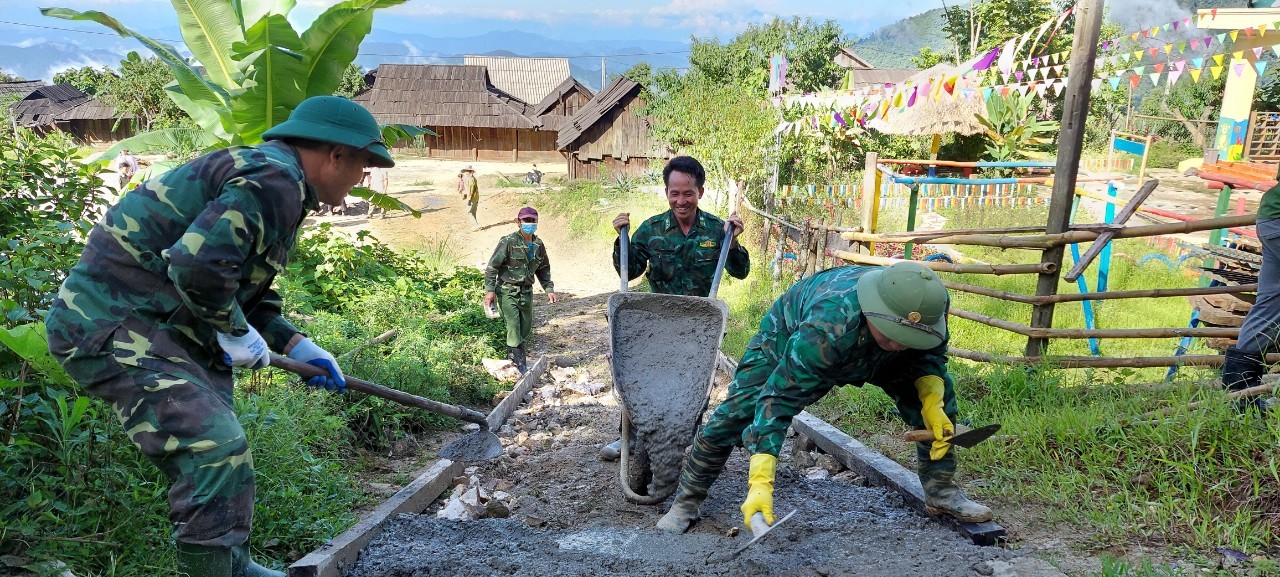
xmin=269 ymin=354 xmax=502 ymax=461
xmin=710 ymin=509 xmax=798 ymax=563
xmin=903 ymin=423 xmax=1001 ymax=449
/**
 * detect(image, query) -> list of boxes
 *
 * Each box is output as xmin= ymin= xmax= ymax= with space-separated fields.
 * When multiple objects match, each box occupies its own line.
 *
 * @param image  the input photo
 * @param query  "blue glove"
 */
xmin=217 ymin=327 xmax=270 ymax=369
xmin=287 ymin=337 xmax=347 ymax=393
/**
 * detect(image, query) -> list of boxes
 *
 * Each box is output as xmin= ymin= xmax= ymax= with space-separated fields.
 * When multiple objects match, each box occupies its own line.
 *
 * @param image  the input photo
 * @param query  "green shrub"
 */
xmin=1144 ymin=139 xmax=1202 ymax=170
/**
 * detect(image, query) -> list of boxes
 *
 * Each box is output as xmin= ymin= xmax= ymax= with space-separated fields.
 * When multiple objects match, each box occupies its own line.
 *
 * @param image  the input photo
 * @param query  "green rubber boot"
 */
xmin=656 ymin=435 xmax=732 ymax=533
xmin=176 ymin=543 xmax=232 ymax=577
xmin=916 ymin=444 xmax=992 ymax=523
xmin=233 ymin=544 xmax=284 ymax=577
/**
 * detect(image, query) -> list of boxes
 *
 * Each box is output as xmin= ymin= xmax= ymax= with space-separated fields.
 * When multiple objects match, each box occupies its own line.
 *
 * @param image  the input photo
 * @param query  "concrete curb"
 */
xmin=288 ymin=356 xmax=548 ymax=577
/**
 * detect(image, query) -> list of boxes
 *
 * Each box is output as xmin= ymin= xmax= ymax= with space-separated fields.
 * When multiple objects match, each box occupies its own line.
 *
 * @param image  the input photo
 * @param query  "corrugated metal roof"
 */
xmin=0 ymin=80 xmax=45 ymax=97
xmin=354 ymin=64 xmax=540 ymax=129
xmin=556 ymin=77 xmax=642 ymax=150
xmin=11 ymin=83 xmax=90 ymax=127
xmin=847 ymin=67 xmax=918 ymax=89
xmin=463 ymin=56 xmax=570 ymax=105
xmin=57 ymin=97 xmax=131 ymax=121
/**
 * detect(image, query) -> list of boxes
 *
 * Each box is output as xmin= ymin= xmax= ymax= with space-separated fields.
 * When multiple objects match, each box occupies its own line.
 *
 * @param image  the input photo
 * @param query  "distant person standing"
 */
xmin=366 ymin=164 xmax=391 ymax=220
xmin=484 ymin=206 xmax=556 ymax=372
xmin=460 ymin=165 xmax=480 ymax=229
xmin=116 ymin=149 xmax=138 ymax=190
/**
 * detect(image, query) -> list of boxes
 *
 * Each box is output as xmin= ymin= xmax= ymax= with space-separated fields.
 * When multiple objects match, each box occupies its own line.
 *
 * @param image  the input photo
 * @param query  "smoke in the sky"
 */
xmin=1105 ymin=0 xmax=1193 ymax=33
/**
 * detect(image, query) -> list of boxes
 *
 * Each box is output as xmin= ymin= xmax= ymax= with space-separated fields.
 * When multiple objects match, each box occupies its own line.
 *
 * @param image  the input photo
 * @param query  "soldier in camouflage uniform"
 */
xmin=44 ymin=96 xmax=395 ymax=577
xmin=484 ymin=206 xmax=557 ymax=373
xmin=656 ymin=262 xmax=993 ymax=534
xmin=600 ymin=155 xmax=748 ymax=461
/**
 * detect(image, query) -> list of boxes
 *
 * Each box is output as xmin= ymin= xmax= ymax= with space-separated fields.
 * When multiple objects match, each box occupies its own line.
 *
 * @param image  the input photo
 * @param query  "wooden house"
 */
xmin=526 ymin=76 xmax=594 ymax=132
xmin=835 ymin=47 xmax=916 ymax=90
xmin=10 ymin=83 xmax=133 ymax=143
xmin=556 ymin=77 xmax=664 ymax=180
xmin=354 ymin=63 xmax=565 ymax=161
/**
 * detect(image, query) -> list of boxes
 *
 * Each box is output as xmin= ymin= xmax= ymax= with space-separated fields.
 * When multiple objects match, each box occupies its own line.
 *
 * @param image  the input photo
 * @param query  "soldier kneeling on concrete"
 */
xmin=657 ymin=262 xmax=992 ymax=534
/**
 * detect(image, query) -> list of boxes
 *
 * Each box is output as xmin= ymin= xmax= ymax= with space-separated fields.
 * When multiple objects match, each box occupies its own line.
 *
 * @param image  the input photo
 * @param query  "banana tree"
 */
xmin=974 ymin=92 xmax=1059 ymax=167
xmin=43 ymin=0 xmax=431 ymax=215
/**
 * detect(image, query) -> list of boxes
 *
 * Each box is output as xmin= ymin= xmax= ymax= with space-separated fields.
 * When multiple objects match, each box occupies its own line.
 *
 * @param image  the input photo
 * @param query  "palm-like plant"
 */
xmin=44 ymin=0 xmax=428 ymax=213
xmin=974 ymin=92 xmax=1059 ymax=163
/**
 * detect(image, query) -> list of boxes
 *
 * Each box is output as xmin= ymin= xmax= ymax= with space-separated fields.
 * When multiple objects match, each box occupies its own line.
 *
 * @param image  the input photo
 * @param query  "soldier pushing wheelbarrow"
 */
xmin=602 ymin=156 xmax=749 ymax=503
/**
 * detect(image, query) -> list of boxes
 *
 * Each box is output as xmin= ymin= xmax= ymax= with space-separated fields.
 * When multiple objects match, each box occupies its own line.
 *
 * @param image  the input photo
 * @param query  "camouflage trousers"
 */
xmin=52 ymin=323 xmax=254 ymax=547
xmin=497 ymin=285 xmax=533 ymax=348
xmin=678 ymin=346 xmax=960 ymax=493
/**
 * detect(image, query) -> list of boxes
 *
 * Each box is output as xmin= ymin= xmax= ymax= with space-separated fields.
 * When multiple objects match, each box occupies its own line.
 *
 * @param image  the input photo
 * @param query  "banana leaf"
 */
xmin=230 ymin=14 xmax=308 ymax=144
xmin=348 ymin=186 xmax=420 ymax=217
xmin=171 ymin=0 xmax=245 ymax=90
xmin=381 ymin=124 xmax=436 ymax=148
xmin=234 ymin=0 xmax=297 ymax=30
xmin=94 ymin=128 xmax=223 ymax=161
xmin=41 ymin=8 xmax=233 ymax=120
xmin=301 ymin=0 xmax=407 ymax=97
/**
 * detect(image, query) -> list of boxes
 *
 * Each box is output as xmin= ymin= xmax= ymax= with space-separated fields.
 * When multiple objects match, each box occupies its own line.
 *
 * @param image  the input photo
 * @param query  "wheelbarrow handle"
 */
xmin=708 ymin=220 xmax=734 ymax=299
xmin=269 ymin=353 xmax=489 ymax=427
xmin=619 ymin=224 xmax=630 ymax=294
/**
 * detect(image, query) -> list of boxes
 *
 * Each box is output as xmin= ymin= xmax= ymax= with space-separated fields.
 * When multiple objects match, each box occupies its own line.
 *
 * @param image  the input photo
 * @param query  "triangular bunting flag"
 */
xmin=1230 ymin=30 xmax=1239 ymax=42
xmin=1233 ymin=62 xmax=1244 ymax=76
xmin=1109 ymin=76 xmax=1122 ymax=90
xmin=1245 ymin=27 xmax=1255 ymax=38
xmin=1193 ymin=57 xmax=1205 ymax=69
xmin=1130 ymin=74 xmax=1141 ymax=89
xmin=1178 ymin=41 xmax=1186 ymax=53
xmin=982 ymin=87 xmax=993 ymax=100
xmin=1216 ymin=33 xmax=1226 ymax=45
xmin=1214 ymin=54 xmax=1225 ymax=66
xmin=1174 ymin=60 xmax=1185 ymax=71
xmin=1149 ymin=47 xmax=1159 ymax=59
xmin=1153 ymin=62 xmax=1166 ymax=73
xmin=1000 ymin=85 xmax=1011 ymax=97
xmin=1173 ymin=20 xmax=1181 ymax=31
xmin=1190 ymin=38 xmax=1200 ymax=50
xmin=1233 ymin=50 xmax=1244 ymax=60
xmin=1054 ymin=65 xmax=1064 ymax=75
xmin=1262 ymin=23 xmax=1271 ymax=36
xmin=1273 ymin=45 xmax=1280 ymax=58
xmin=1134 ymin=65 xmax=1146 ymax=75
xmin=1016 ymin=83 xmax=1030 ymax=97
xmin=1163 ymin=23 xmax=1171 ymax=32
xmin=1211 ymin=65 xmax=1224 ymax=79
xmin=1131 ymin=32 xmax=1140 ymax=41
xmin=1122 ymin=53 xmax=1132 ymax=64
xmin=1169 ymin=68 xmax=1183 ymax=85
xmin=1035 ymin=83 xmax=1048 ymax=98
xmin=1014 ymin=70 xmax=1024 ymax=82
xmin=1134 ymin=49 xmax=1144 ymax=61
xmin=1057 ymin=80 xmax=1068 ymax=96
xmin=1254 ymin=46 xmax=1265 ymax=59
xmin=1142 ymin=29 xmax=1150 ymax=39
xmin=1151 ymin=26 xmax=1160 ymax=38
xmin=1089 ymin=78 xmax=1100 ymax=93
xmin=1257 ymin=61 xmax=1269 ymax=76
xmin=1190 ymin=68 xmax=1202 ymax=83
xmin=1184 ymin=17 xmax=1192 ymax=28
xmin=1164 ymin=44 xmax=1173 ymax=56
xmin=1149 ymin=72 xmax=1160 ymax=85
xmin=962 ymin=88 xmax=975 ymax=99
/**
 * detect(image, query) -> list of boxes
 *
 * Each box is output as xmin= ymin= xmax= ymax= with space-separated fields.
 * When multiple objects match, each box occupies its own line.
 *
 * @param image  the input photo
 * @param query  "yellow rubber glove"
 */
xmin=740 ymin=453 xmax=777 ymax=528
xmin=914 ymin=375 xmax=954 ymax=461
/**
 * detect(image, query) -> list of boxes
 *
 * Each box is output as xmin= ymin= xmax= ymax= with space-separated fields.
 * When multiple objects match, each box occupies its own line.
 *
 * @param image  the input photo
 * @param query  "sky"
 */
xmin=0 ymin=0 xmax=954 ymax=43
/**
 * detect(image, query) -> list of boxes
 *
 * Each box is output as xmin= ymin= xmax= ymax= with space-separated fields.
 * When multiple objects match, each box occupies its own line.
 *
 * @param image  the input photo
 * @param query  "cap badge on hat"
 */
xmin=907 ymin=311 xmax=922 ymax=323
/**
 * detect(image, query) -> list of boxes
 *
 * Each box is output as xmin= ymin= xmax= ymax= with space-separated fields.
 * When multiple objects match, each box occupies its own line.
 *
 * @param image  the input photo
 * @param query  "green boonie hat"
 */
xmin=263 ymin=96 xmax=394 ymax=168
xmin=856 ymin=261 xmax=948 ymax=350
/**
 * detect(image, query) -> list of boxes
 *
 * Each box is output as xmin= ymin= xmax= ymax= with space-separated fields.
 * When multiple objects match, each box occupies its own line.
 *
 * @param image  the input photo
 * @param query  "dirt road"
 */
xmin=306 ymin=157 xmax=1072 ymax=577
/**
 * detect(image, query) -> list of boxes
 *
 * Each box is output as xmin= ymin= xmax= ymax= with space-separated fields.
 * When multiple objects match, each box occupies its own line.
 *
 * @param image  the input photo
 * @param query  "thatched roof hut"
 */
xmin=9 ymin=83 xmax=133 ymax=142
xmin=866 ymin=64 xmax=986 ymax=137
xmin=11 ymin=83 xmax=90 ymax=127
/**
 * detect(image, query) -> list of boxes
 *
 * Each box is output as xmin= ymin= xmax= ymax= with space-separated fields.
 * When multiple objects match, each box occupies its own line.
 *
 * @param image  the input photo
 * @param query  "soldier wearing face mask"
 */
xmin=483 ymin=206 xmax=557 ymax=372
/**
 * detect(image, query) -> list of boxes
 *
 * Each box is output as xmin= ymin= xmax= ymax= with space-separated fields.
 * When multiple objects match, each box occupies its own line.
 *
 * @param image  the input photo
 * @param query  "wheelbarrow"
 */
xmin=608 ymin=223 xmax=732 ymax=505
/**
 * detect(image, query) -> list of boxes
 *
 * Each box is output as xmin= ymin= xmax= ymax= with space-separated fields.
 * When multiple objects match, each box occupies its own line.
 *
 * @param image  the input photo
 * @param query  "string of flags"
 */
xmin=775 ymin=183 xmax=1044 ymax=209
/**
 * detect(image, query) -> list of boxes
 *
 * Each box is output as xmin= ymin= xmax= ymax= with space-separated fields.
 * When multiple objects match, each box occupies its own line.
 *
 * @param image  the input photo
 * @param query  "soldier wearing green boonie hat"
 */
xmin=657 ymin=262 xmax=992 ymax=536
xmin=46 ymin=96 xmax=391 ymax=577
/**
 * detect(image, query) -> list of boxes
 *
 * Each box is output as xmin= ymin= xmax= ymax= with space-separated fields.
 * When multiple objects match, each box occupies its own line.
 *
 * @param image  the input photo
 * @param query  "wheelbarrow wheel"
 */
xmin=621 ymin=411 xmax=653 ymax=496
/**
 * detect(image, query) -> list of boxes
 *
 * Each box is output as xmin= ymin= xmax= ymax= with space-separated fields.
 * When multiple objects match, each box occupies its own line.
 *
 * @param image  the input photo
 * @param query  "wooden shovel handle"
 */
xmin=903 ymin=424 xmax=969 ymax=443
xmin=269 ymin=353 xmax=489 ymax=426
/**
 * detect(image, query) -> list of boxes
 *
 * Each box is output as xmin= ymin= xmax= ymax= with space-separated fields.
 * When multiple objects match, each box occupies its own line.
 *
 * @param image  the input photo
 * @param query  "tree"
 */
xmin=911 ymin=46 xmax=950 ymax=69
xmin=334 ymin=62 xmax=366 ymax=98
xmin=975 ymin=92 xmax=1060 ymax=164
xmin=52 ymin=65 xmax=114 ymax=95
xmin=941 ymin=0 xmax=1067 ymax=63
xmin=0 ymin=67 xmax=20 ymax=82
xmin=98 ymin=52 xmax=188 ymax=130
xmin=688 ymin=16 xmax=846 ymax=98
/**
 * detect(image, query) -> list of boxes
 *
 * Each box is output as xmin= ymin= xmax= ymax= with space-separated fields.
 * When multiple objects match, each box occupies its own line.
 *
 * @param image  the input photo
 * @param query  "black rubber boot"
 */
xmin=509 ymin=346 xmax=527 ymax=373
xmin=175 ymin=543 xmax=232 ymax=577
xmin=656 ymin=435 xmax=732 ymax=533
xmin=916 ymin=444 xmax=992 ymax=523
xmin=1221 ymin=347 xmax=1272 ymax=414
xmin=232 ymin=544 xmax=284 ymax=577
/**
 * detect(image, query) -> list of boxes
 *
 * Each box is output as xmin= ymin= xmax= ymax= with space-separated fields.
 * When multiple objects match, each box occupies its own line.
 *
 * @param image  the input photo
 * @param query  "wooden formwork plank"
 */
xmin=289 ymin=357 xmax=549 ymax=577
xmin=791 ymin=412 xmax=1007 ymax=546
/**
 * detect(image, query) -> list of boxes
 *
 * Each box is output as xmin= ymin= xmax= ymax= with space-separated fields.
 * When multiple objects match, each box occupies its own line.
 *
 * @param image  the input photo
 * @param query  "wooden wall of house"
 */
xmin=571 ymin=94 xmax=661 ymax=163
xmin=543 ymin=89 xmax=592 ymax=117
xmin=398 ymin=126 xmax=563 ymax=161
xmin=567 ymin=155 xmax=653 ymax=180
xmin=70 ymin=119 xmax=134 ymax=143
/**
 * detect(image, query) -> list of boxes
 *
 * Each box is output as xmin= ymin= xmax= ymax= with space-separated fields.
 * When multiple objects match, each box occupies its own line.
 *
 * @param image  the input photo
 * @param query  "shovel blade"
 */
xmin=438 ymin=430 xmax=503 ymax=461
xmin=948 ymin=423 xmax=1001 ymax=448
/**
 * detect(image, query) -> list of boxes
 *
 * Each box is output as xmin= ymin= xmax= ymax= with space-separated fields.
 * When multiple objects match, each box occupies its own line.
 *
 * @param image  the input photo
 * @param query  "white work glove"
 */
xmin=217 ymin=326 xmax=270 ymax=369
xmin=287 ymin=337 xmax=347 ymax=393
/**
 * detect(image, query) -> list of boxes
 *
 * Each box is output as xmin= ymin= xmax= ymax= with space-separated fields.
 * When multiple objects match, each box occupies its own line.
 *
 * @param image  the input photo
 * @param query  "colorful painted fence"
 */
xmin=777 ymin=182 xmax=1047 ymax=211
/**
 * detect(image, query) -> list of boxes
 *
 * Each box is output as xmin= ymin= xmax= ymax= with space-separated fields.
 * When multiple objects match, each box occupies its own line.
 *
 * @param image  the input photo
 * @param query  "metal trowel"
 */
xmin=711 ymin=509 xmax=797 ymax=562
xmin=903 ymin=423 xmax=1001 ymax=448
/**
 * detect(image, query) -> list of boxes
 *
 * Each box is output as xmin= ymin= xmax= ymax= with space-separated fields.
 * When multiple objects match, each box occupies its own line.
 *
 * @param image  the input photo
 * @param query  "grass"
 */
xmin=713 ymin=203 xmax=1280 ymax=570
xmin=537 ymin=178 xmax=669 ymax=242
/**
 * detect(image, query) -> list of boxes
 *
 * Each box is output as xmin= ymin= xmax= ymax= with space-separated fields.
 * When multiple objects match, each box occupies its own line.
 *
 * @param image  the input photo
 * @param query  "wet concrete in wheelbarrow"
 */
xmin=349 ymin=405 xmax=1014 ymax=576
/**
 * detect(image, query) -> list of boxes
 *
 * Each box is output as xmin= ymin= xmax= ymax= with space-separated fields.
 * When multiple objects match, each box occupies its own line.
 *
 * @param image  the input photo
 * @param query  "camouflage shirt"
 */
xmin=611 ymin=209 xmax=750 ymax=296
xmin=742 ymin=265 xmax=950 ymax=454
xmin=46 ymin=141 xmax=317 ymax=365
xmin=484 ymin=231 xmax=553 ymax=293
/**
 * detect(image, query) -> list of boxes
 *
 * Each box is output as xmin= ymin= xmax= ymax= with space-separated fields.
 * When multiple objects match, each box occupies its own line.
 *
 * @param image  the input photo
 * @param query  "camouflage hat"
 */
xmin=856 ymin=261 xmax=948 ymax=350
xmin=263 ymin=96 xmax=394 ymax=168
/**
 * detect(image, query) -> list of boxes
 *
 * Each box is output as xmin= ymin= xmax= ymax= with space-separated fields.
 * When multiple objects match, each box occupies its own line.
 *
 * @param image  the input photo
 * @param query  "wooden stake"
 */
xmin=832 ymin=250 xmax=1055 ymax=275
xmin=1137 ymin=381 xmax=1277 ymax=420
xmin=948 ymin=347 xmax=1280 ymax=369
xmin=943 ymin=281 xmax=1257 ymax=305
xmin=949 ymin=308 xmax=1238 ymax=339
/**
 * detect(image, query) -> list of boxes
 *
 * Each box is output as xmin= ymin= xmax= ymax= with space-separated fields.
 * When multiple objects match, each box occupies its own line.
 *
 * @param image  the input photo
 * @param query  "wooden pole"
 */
xmin=832 ymin=250 xmax=1055 ymax=275
xmin=943 ymin=281 xmax=1257 ymax=305
xmin=1028 ymin=0 xmax=1104 ymax=357
xmin=860 ymin=151 xmax=880 ymax=254
xmin=948 ymin=347 xmax=1280 ymax=369
xmin=841 ymin=215 xmax=1255 ymax=248
xmin=948 ymin=308 xmax=1239 ymax=339
xmin=1137 ymin=381 xmax=1277 ymax=420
